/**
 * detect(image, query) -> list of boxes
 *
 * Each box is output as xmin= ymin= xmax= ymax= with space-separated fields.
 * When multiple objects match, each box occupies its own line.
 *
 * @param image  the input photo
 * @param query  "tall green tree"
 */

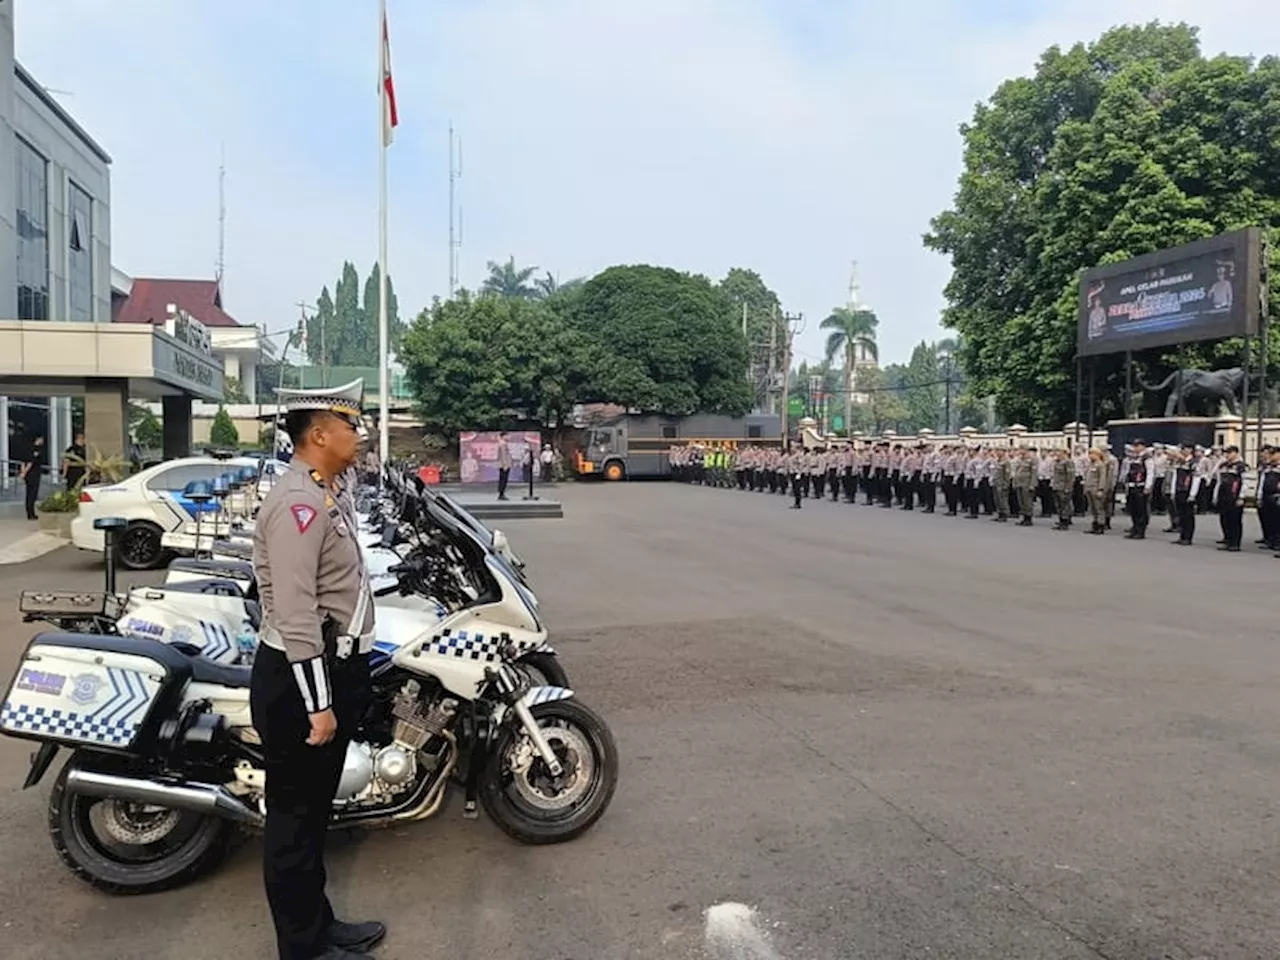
xmin=903 ymin=341 xmax=943 ymax=433
xmin=820 ymin=307 xmax=879 ymax=440
xmin=306 ymin=262 xmax=402 ymax=368
xmin=566 ymin=265 xmax=752 ymax=416
xmin=926 ymin=22 xmax=1280 ymax=428
xmin=482 ymin=257 xmax=540 ymax=299
xmin=362 ymin=262 xmax=405 ymax=357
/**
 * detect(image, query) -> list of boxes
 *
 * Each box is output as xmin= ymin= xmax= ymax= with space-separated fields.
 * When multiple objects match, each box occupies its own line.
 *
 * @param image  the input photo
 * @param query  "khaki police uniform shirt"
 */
xmin=254 ymin=458 xmax=375 ymax=711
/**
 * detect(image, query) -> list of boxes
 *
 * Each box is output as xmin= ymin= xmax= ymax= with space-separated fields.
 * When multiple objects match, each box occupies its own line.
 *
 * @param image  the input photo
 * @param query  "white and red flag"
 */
xmin=381 ymin=5 xmax=399 ymax=147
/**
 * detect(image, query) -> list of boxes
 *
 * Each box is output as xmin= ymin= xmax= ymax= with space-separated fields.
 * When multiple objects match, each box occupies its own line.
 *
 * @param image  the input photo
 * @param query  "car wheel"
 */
xmin=115 ymin=521 xmax=167 ymax=570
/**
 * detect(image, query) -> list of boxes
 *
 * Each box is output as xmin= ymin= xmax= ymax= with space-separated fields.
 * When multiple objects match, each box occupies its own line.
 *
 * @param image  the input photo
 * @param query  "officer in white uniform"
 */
xmin=252 ymin=379 xmax=386 ymax=960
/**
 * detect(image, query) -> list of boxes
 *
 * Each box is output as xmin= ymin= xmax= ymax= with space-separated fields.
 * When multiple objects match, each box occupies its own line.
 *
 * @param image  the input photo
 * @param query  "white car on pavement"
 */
xmin=71 ymin=456 xmax=285 ymax=569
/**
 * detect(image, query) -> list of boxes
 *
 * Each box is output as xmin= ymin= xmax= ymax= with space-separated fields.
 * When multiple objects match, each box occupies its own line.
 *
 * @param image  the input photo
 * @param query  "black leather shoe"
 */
xmin=327 ymin=920 xmax=387 ymax=953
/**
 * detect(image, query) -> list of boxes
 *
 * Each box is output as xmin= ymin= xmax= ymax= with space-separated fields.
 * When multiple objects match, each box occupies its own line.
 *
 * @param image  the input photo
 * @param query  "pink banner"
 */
xmin=458 ymin=431 xmax=541 ymax=484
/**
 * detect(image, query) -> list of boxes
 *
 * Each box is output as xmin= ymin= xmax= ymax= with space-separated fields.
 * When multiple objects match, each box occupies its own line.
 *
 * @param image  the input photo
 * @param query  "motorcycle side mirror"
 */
xmin=380 ymin=520 xmax=398 ymax=549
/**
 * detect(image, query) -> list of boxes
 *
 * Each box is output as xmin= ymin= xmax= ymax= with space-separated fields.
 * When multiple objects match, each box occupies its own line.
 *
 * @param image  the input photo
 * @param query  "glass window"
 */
xmin=67 ymin=182 xmax=93 ymax=322
xmin=15 ymin=137 xmax=50 ymax=321
xmin=748 ymin=425 xmax=763 ymax=438
xmin=661 ymin=425 xmax=677 ymax=439
xmin=146 ymin=464 xmax=217 ymax=492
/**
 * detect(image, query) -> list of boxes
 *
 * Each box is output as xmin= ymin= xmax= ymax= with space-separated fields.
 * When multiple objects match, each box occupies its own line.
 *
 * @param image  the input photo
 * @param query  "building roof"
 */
xmin=114 ymin=278 xmax=243 ymax=328
xmin=14 ymin=63 xmax=113 ymax=165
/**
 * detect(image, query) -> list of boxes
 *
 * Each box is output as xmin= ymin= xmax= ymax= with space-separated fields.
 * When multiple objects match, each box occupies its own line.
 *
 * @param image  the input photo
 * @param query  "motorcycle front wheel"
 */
xmin=481 ymin=699 xmax=618 ymax=845
xmin=518 ymin=651 xmax=569 ymax=688
xmin=48 ymin=757 xmax=235 ymax=895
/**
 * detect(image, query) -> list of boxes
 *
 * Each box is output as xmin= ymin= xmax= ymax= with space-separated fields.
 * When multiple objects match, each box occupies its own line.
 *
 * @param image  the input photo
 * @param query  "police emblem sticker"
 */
xmin=69 ymin=673 xmax=106 ymax=706
xmin=290 ymin=504 xmax=318 ymax=533
xmin=170 ymin=624 xmax=194 ymax=645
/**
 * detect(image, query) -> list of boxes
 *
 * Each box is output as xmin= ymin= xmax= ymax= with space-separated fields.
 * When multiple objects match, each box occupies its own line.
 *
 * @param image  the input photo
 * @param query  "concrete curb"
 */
xmin=0 ymin=532 xmax=67 ymax=565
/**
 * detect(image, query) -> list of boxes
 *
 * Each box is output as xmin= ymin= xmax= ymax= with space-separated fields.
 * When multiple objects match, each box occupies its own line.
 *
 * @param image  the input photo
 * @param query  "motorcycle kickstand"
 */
xmin=462 ymin=706 xmax=483 ymax=820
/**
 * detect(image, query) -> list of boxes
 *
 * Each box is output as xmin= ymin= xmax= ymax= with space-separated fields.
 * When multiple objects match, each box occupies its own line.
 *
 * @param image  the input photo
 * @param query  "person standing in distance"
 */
xmin=19 ymin=434 xmax=46 ymax=521
xmin=252 ymin=379 xmax=385 ymax=960
xmin=496 ymin=431 xmax=513 ymax=500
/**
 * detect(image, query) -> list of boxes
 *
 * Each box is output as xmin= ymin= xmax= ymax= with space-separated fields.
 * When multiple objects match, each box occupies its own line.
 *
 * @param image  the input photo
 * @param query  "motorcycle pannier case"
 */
xmin=0 ymin=633 xmax=194 ymax=754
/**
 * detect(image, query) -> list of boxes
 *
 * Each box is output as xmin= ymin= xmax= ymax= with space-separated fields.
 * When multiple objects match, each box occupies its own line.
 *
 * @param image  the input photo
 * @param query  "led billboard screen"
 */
xmin=1078 ymin=228 xmax=1261 ymax=357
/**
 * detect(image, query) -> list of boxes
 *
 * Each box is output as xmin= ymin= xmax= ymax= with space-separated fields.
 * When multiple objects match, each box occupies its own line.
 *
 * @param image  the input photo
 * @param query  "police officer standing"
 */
xmin=1216 ymin=445 xmax=1247 ymax=552
xmin=253 ymin=380 xmax=386 ymax=960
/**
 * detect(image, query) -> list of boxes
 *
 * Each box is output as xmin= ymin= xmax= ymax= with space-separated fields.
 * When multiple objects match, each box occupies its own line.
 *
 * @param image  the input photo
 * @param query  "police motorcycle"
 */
xmin=23 ymin=469 xmax=569 ymax=692
xmin=1 ymin=489 xmax=618 ymax=894
xmin=155 ymin=469 xmax=565 ymax=686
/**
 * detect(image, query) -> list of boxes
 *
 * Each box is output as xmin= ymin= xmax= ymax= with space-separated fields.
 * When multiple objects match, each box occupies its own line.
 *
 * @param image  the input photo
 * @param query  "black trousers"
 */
xmin=1220 ymin=503 xmax=1244 ymax=549
xmin=1127 ymin=489 xmax=1150 ymax=535
xmin=251 ymin=644 xmax=371 ymax=960
xmin=1259 ymin=497 xmax=1279 ymax=546
xmin=497 ymin=467 xmax=511 ymax=498
xmin=1037 ymin=479 xmax=1053 ymax=516
xmin=25 ymin=476 xmax=40 ymax=520
xmin=791 ymin=472 xmax=803 ymax=508
xmin=1175 ymin=496 xmax=1196 ymax=543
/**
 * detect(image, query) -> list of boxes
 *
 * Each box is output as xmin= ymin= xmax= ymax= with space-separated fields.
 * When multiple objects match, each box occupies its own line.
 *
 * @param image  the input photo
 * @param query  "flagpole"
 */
xmin=377 ymin=0 xmax=390 ymax=471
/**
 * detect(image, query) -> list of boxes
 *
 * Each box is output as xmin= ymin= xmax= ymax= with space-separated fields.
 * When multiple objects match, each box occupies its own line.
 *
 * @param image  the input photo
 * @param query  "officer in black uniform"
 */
xmin=1216 ymin=445 xmax=1247 ymax=552
xmin=1123 ymin=439 xmax=1154 ymax=539
xmin=252 ymin=379 xmax=386 ymax=960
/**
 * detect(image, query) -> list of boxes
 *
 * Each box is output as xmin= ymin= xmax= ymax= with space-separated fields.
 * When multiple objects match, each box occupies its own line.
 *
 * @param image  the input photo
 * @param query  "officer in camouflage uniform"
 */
xmin=1051 ymin=447 xmax=1076 ymax=530
xmin=1083 ymin=448 xmax=1107 ymax=535
xmin=253 ymin=380 xmax=386 ymax=960
xmin=1012 ymin=447 xmax=1036 ymax=525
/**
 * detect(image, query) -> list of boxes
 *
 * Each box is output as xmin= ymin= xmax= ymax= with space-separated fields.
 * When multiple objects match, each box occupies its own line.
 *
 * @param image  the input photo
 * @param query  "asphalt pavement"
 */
xmin=0 ymin=483 xmax=1277 ymax=959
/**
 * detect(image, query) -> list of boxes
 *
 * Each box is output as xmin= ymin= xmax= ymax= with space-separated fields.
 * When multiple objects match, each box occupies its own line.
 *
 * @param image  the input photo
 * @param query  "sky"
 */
xmin=13 ymin=0 xmax=1280 ymax=368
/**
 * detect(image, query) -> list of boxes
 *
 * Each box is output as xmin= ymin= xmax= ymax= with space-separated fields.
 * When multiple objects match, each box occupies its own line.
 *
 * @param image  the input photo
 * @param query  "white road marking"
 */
xmin=704 ymin=902 xmax=782 ymax=960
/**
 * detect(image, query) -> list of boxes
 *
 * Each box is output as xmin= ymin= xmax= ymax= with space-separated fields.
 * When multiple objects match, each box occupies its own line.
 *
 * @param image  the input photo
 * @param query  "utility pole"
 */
xmin=767 ymin=305 xmax=777 ymax=415
xmin=448 ymin=122 xmax=463 ymax=296
xmin=779 ymin=311 xmax=804 ymax=448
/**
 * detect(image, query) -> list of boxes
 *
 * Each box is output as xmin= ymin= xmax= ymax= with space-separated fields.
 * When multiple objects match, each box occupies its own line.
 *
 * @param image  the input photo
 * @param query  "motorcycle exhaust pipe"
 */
xmin=65 ymin=768 xmax=264 ymax=827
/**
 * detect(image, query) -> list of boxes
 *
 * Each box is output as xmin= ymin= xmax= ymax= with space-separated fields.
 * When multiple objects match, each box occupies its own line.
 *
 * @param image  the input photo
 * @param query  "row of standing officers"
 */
xmin=671 ymin=440 xmax=1280 ymax=553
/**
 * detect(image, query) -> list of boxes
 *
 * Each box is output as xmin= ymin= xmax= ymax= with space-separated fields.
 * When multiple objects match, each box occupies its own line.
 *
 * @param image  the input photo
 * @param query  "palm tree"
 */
xmin=482 ymin=257 xmax=539 ymax=299
xmin=821 ymin=306 xmax=879 ymax=436
xmin=533 ymin=272 xmax=586 ymax=300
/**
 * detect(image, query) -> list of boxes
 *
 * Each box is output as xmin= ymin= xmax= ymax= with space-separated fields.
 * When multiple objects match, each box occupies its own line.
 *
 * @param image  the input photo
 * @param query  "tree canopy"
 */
xmin=482 ymin=257 xmax=540 ymax=300
xmin=926 ymin=22 xmax=1280 ymax=427
xmin=565 ymin=265 xmax=753 ymax=417
xmin=400 ymin=263 xmax=756 ymax=436
xmin=400 ymin=293 xmax=600 ymax=437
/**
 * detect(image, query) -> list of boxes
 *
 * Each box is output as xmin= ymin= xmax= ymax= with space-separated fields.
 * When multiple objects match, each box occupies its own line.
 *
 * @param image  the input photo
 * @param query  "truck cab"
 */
xmin=576 ymin=424 xmax=628 ymax=480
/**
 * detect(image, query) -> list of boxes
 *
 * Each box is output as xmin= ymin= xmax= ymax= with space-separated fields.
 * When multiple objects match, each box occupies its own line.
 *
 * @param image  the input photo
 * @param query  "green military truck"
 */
xmin=574 ymin=413 xmax=782 ymax=480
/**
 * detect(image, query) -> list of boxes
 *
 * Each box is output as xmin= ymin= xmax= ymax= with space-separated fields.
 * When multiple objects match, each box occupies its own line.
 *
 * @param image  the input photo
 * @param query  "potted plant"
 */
xmin=37 ymin=489 xmax=80 ymax=538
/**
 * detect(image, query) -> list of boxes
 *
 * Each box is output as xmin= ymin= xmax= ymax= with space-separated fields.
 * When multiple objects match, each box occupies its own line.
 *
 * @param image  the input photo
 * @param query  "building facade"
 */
xmin=113 ymin=274 xmax=265 ymax=401
xmin=1 ymin=0 xmax=114 ymax=478
xmin=1 ymin=0 xmax=221 ymax=485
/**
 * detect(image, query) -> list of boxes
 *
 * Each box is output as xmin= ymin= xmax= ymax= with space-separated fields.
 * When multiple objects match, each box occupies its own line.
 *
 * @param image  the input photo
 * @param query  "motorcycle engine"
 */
xmin=335 ymin=680 xmax=458 ymax=806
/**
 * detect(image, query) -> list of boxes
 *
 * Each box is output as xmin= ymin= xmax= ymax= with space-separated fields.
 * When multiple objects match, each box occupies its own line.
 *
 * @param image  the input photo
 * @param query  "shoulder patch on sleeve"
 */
xmin=290 ymin=503 xmax=318 ymax=533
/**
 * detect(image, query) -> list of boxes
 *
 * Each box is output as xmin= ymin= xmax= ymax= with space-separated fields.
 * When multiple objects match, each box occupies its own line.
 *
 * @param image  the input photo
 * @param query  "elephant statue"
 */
xmin=1138 ymin=367 xmax=1246 ymax=418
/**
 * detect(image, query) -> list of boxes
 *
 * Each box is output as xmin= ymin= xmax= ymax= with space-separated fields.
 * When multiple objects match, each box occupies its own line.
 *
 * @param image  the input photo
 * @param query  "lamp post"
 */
xmin=939 ymin=349 xmax=953 ymax=434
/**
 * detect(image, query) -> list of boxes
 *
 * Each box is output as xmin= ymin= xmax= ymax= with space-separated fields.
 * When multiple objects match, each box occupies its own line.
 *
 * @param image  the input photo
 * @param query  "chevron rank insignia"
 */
xmin=290 ymin=504 xmax=318 ymax=533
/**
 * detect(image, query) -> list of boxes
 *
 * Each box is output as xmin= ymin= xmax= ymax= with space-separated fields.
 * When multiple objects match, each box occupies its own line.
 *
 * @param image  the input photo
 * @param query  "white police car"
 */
xmin=71 ymin=455 xmax=285 ymax=569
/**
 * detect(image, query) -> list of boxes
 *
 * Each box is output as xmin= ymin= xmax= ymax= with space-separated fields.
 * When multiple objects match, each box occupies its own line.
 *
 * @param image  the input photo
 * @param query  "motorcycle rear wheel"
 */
xmin=481 ymin=699 xmax=618 ymax=844
xmin=48 ymin=758 xmax=235 ymax=895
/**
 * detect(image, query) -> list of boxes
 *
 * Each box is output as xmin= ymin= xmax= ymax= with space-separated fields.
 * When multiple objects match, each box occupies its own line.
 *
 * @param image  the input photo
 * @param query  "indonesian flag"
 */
xmin=381 ymin=8 xmax=399 ymax=147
